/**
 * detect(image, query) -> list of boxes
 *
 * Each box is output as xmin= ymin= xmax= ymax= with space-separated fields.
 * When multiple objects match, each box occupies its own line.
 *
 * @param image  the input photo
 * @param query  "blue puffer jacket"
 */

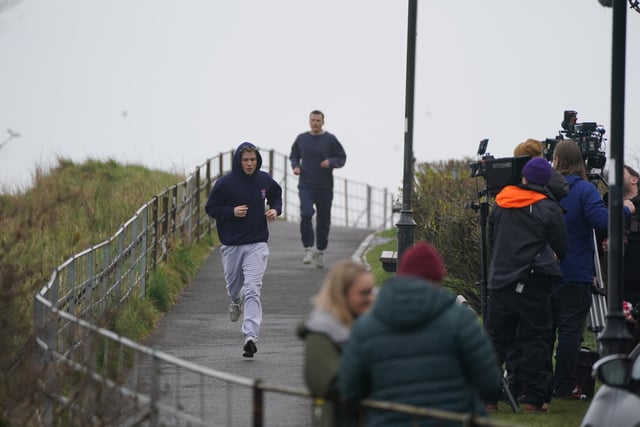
xmin=338 ymin=277 xmax=502 ymax=427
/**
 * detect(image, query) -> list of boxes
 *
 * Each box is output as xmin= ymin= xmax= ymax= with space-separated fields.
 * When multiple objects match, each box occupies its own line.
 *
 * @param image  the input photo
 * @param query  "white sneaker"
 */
xmin=229 ymin=289 xmax=244 ymax=322
xmin=302 ymin=248 xmax=313 ymax=264
xmin=315 ymin=251 xmax=324 ymax=269
xmin=243 ymin=336 xmax=257 ymax=358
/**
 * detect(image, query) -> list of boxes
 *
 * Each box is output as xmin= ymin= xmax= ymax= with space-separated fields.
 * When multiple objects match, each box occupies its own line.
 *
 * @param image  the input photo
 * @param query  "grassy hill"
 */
xmin=0 ymin=157 xmax=215 ymax=424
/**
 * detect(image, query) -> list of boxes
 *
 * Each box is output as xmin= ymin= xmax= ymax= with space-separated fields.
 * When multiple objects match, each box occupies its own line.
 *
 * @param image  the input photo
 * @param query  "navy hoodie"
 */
xmin=289 ymin=131 xmax=346 ymax=189
xmin=205 ymin=142 xmax=282 ymax=245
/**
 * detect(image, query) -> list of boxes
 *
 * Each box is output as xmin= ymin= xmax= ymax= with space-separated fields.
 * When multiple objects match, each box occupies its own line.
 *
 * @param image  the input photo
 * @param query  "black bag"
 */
xmin=576 ymin=347 xmax=599 ymax=398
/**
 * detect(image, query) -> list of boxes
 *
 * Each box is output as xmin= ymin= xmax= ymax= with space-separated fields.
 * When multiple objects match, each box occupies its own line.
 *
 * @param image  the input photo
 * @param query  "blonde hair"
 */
xmin=514 ymin=139 xmax=543 ymax=157
xmin=313 ymin=259 xmax=370 ymax=326
xmin=554 ymin=139 xmax=587 ymax=180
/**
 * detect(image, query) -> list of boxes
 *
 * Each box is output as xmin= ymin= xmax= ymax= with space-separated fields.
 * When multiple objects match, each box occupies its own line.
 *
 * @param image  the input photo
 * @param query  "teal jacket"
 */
xmin=338 ymin=277 xmax=502 ymax=426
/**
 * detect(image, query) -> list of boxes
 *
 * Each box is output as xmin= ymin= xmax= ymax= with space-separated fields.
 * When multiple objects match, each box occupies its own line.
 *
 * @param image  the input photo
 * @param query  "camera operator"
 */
xmin=595 ymin=164 xmax=639 ymax=344
xmin=548 ymin=141 xmax=635 ymax=401
xmin=504 ymin=138 xmax=570 ymax=402
xmin=622 ymin=165 xmax=640 ymax=346
xmin=623 ymin=164 xmax=640 ymax=306
xmin=484 ymin=157 xmax=568 ymax=413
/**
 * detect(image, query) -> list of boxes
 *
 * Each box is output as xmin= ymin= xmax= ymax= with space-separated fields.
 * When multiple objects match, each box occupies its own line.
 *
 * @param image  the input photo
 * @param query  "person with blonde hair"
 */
xmin=514 ymin=138 xmax=568 ymax=201
xmin=514 ymin=138 xmax=544 ymax=158
xmin=298 ymin=259 xmax=375 ymax=426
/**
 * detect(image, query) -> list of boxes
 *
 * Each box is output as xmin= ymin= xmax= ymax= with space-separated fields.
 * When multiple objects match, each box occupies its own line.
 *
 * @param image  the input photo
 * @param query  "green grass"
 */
xmin=491 ymin=399 xmax=590 ymax=426
xmin=0 ymin=157 xmax=191 ymax=424
xmin=365 ymin=227 xmax=396 ymax=284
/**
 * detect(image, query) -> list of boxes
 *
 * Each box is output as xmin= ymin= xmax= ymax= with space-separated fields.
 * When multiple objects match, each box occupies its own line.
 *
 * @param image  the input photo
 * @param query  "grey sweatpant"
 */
xmin=220 ymin=242 xmax=269 ymax=339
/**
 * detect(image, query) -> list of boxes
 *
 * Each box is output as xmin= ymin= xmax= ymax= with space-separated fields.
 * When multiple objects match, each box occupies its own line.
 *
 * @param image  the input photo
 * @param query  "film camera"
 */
xmin=542 ymin=110 xmax=607 ymax=171
xmin=469 ymin=110 xmax=608 ymax=196
xmin=469 ymin=139 xmax=531 ymax=197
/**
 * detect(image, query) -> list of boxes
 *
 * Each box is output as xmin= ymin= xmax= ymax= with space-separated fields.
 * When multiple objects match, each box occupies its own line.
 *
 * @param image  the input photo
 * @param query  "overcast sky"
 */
xmin=1 ymin=0 xmax=639 ymax=193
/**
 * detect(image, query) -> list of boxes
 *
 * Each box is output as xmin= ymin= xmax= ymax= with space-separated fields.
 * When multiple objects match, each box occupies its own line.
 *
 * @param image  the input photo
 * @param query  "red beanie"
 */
xmin=397 ymin=241 xmax=446 ymax=283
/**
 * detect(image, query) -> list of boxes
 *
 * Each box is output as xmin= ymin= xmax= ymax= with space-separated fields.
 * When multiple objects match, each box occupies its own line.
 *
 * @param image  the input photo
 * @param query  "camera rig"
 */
xmin=542 ymin=110 xmax=607 ymax=173
xmin=469 ymin=110 xmax=609 ymax=196
xmin=467 ymin=111 xmax=612 ymax=357
xmin=468 ymin=139 xmax=530 ymax=197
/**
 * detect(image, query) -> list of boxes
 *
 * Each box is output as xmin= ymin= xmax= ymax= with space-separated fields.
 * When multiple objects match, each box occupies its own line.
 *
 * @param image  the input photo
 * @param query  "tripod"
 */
xmin=467 ymin=191 xmax=520 ymax=413
xmin=466 ymin=197 xmax=490 ymax=319
xmin=587 ymin=230 xmax=608 ymax=354
xmin=584 ymin=173 xmax=609 ymax=353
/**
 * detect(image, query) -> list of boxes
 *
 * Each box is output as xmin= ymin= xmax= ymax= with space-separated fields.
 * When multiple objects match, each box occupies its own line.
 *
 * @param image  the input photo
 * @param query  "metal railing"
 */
xmin=32 ymin=148 xmax=511 ymax=426
xmin=259 ymin=148 xmax=395 ymax=229
xmin=35 ymin=306 xmax=509 ymax=426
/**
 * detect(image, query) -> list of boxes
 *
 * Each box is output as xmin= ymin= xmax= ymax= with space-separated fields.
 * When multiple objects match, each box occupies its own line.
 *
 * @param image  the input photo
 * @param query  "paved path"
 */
xmin=145 ymin=220 xmax=374 ymax=426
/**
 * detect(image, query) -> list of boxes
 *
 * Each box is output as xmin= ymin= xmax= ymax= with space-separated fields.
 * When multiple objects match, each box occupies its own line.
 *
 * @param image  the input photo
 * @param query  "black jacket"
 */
xmin=488 ymin=184 xmax=568 ymax=290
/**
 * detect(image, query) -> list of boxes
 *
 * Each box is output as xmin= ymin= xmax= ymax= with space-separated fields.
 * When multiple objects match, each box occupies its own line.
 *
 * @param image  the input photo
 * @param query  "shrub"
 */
xmin=410 ymin=158 xmax=484 ymax=310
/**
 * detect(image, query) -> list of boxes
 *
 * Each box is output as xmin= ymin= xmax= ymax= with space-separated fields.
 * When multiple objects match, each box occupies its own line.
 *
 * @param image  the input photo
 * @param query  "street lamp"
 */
xmin=396 ymin=0 xmax=418 ymax=263
xmin=597 ymin=0 xmax=637 ymax=356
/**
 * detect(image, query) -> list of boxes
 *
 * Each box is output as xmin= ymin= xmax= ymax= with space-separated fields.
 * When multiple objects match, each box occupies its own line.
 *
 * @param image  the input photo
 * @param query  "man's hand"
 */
xmin=293 ymin=167 xmax=301 ymax=176
xmin=265 ymin=209 xmax=277 ymax=222
xmin=624 ymin=199 xmax=636 ymax=214
xmin=234 ymin=204 xmax=248 ymax=217
xmin=320 ymin=159 xmax=330 ymax=168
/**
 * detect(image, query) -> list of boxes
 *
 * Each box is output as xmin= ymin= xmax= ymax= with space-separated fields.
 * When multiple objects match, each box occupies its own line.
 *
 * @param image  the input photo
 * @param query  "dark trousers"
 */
xmin=299 ymin=186 xmax=333 ymax=251
xmin=485 ymin=278 xmax=553 ymax=406
xmin=549 ymin=282 xmax=592 ymax=396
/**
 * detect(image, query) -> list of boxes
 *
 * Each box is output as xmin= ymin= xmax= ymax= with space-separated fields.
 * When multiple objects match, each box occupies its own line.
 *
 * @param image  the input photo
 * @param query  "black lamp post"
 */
xmin=598 ymin=0 xmax=634 ymax=356
xmin=396 ymin=0 xmax=418 ymax=262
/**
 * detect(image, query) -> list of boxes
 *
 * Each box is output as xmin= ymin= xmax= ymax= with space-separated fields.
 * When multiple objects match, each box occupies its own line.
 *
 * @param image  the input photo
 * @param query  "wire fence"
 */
xmin=32 ymin=148 xmax=512 ymax=426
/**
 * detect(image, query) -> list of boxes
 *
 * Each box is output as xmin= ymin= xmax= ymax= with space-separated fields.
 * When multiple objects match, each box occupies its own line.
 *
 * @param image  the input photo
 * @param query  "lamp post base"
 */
xmin=396 ymin=210 xmax=417 ymax=263
xmin=599 ymin=312 xmax=634 ymax=356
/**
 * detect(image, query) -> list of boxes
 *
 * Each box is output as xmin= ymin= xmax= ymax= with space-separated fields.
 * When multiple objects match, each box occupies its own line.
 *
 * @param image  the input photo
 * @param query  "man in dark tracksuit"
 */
xmin=484 ymin=157 xmax=568 ymax=412
xmin=289 ymin=110 xmax=346 ymax=268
